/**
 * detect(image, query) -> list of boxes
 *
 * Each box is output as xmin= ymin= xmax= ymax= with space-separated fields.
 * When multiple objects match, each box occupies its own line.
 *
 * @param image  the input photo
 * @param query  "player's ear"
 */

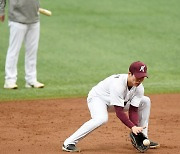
xmin=128 ymin=72 xmax=133 ymax=76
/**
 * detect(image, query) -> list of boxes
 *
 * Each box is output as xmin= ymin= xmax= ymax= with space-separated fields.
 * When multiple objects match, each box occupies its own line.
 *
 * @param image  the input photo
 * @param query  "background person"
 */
xmin=0 ymin=0 xmax=44 ymax=89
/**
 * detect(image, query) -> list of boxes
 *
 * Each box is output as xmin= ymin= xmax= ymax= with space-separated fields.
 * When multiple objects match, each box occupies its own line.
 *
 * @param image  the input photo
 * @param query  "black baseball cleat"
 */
xmin=149 ymin=141 xmax=160 ymax=149
xmin=62 ymin=144 xmax=80 ymax=152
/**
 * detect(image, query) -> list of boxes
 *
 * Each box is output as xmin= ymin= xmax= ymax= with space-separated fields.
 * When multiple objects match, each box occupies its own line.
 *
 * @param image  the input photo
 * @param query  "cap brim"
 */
xmin=134 ymin=73 xmax=148 ymax=78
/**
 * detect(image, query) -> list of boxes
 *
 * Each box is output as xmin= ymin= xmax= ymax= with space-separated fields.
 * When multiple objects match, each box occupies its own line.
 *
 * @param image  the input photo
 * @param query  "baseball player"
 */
xmin=0 ymin=0 xmax=44 ymax=89
xmin=62 ymin=61 xmax=160 ymax=152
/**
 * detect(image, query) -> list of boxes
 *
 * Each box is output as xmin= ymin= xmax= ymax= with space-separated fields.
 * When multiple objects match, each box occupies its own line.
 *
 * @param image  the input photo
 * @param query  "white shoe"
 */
xmin=4 ymin=82 xmax=18 ymax=89
xmin=25 ymin=81 xmax=45 ymax=88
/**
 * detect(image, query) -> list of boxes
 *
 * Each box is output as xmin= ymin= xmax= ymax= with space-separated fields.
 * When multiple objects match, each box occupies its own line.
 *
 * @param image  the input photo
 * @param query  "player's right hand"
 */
xmin=0 ymin=15 xmax=5 ymax=22
xmin=131 ymin=126 xmax=146 ymax=135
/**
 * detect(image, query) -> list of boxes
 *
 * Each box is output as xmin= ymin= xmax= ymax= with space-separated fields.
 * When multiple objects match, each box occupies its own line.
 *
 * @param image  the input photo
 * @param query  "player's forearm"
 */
xmin=114 ymin=105 xmax=135 ymax=129
xmin=129 ymin=105 xmax=138 ymax=126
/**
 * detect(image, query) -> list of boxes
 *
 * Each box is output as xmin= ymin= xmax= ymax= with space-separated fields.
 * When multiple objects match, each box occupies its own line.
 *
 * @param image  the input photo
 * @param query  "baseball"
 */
xmin=143 ymin=139 xmax=150 ymax=146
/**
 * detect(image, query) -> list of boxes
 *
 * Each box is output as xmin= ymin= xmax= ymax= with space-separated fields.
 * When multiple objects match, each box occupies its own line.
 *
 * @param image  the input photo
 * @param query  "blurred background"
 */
xmin=0 ymin=0 xmax=179 ymax=101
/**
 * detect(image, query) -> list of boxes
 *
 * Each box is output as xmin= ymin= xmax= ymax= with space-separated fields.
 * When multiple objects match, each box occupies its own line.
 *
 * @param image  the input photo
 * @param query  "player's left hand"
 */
xmin=130 ymin=132 xmax=150 ymax=153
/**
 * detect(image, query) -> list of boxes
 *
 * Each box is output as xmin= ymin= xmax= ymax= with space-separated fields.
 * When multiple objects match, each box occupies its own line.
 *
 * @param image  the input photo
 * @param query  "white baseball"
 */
xmin=143 ymin=139 xmax=150 ymax=146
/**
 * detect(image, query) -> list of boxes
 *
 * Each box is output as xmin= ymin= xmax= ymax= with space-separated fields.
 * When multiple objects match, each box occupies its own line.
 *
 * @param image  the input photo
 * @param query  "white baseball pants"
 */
xmin=64 ymin=96 xmax=151 ymax=146
xmin=5 ymin=21 xmax=40 ymax=84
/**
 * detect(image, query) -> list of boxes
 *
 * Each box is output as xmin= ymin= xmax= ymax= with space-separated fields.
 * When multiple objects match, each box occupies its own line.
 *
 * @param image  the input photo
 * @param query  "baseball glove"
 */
xmin=130 ymin=132 xmax=150 ymax=153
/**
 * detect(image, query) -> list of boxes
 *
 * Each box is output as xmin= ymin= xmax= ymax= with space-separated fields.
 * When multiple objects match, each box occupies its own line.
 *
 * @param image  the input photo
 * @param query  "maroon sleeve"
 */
xmin=129 ymin=105 xmax=139 ymax=126
xmin=114 ymin=105 xmax=135 ymax=129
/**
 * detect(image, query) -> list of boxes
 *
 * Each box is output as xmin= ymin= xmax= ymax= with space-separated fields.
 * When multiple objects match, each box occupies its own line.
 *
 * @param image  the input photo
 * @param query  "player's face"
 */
xmin=133 ymin=75 xmax=144 ymax=87
xmin=128 ymin=72 xmax=145 ymax=87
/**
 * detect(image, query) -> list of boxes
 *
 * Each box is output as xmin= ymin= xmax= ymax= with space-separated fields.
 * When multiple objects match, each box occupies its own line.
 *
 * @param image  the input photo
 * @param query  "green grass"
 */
xmin=0 ymin=0 xmax=180 ymax=101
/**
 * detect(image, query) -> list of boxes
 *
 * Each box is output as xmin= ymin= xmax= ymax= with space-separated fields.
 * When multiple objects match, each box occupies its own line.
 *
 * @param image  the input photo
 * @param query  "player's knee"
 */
xmin=143 ymin=96 xmax=151 ymax=108
xmin=94 ymin=116 xmax=108 ymax=126
xmin=139 ymin=96 xmax=151 ymax=110
xmin=102 ymin=116 xmax=108 ymax=124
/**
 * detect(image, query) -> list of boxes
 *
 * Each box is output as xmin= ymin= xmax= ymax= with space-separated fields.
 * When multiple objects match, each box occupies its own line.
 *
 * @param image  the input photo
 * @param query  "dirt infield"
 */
xmin=0 ymin=94 xmax=180 ymax=154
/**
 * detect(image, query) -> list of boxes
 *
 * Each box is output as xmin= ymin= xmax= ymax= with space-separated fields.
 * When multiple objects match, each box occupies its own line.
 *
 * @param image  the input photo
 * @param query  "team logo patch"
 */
xmin=139 ymin=65 xmax=145 ymax=72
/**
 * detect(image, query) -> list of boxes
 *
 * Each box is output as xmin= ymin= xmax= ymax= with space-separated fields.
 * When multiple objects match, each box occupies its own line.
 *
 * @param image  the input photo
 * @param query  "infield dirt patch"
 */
xmin=0 ymin=94 xmax=180 ymax=154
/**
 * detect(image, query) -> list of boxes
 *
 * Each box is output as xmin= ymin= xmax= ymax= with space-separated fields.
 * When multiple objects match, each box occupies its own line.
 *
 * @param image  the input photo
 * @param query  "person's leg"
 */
xmin=138 ymin=96 xmax=159 ymax=148
xmin=138 ymin=96 xmax=151 ymax=137
xmin=4 ymin=21 xmax=27 ymax=88
xmin=24 ymin=22 xmax=39 ymax=84
xmin=63 ymin=97 xmax=108 ymax=147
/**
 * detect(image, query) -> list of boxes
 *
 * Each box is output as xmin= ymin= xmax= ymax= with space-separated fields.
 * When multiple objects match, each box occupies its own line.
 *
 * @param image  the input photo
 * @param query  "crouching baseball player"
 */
xmin=62 ymin=61 xmax=160 ymax=152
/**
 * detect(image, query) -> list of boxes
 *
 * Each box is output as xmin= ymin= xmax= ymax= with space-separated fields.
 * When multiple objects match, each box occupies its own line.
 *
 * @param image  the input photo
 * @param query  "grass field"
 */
xmin=0 ymin=0 xmax=180 ymax=101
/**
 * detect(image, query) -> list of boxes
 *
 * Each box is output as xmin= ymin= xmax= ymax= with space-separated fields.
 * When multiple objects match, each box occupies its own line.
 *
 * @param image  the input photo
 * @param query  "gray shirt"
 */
xmin=0 ymin=0 xmax=40 ymax=24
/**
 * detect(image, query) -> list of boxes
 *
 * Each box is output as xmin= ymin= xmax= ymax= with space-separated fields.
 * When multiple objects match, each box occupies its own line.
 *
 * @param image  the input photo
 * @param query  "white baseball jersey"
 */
xmin=88 ymin=74 xmax=144 ymax=107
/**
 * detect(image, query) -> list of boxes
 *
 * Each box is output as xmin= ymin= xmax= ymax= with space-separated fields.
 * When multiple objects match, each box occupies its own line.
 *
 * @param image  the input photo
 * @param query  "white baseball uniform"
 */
xmin=5 ymin=21 xmax=40 ymax=84
xmin=64 ymin=74 xmax=151 ymax=146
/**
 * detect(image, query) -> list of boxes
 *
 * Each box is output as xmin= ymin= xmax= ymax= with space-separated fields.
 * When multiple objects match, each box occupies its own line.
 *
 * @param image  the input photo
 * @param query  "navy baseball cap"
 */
xmin=129 ymin=61 xmax=148 ymax=78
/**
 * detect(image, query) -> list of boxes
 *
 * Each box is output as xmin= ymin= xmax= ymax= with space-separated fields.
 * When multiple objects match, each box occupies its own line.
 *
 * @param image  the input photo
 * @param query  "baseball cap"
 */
xmin=129 ymin=61 xmax=148 ymax=78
